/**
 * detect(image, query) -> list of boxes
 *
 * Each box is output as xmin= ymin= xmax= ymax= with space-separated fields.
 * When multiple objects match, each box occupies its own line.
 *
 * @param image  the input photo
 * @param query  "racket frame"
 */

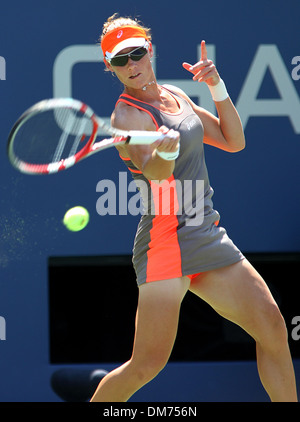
xmin=7 ymin=98 xmax=164 ymax=175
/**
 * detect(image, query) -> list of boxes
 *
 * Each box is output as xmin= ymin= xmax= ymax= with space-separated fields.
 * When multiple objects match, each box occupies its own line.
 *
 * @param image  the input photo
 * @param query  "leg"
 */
xmin=189 ymin=259 xmax=298 ymax=402
xmin=90 ymin=277 xmax=190 ymax=402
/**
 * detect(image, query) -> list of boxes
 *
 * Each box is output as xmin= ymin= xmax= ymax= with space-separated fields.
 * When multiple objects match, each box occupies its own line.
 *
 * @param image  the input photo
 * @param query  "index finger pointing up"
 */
xmin=201 ymin=40 xmax=207 ymax=61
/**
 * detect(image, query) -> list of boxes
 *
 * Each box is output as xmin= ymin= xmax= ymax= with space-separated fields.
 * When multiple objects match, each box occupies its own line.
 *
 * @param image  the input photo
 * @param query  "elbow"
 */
xmin=236 ymin=138 xmax=246 ymax=152
xmin=230 ymin=144 xmax=245 ymax=153
xmin=144 ymin=169 xmax=174 ymax=183
xmin=142 ymin=152 xmax=175 ymax=181
xmin=228 ymin=137 xmax=246 ymax=153
xmin=142 ymin=162 xmax=175 ymax=183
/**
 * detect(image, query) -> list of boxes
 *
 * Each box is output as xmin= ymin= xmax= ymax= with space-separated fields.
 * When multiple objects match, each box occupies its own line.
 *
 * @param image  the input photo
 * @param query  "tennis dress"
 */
xmin=116 ymin=86 xmax=244 ymax=285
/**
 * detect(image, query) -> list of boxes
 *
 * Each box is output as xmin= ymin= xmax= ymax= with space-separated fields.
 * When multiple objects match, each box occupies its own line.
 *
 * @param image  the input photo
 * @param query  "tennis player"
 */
xmin=91 ymin=14 xmax=298 ymax=402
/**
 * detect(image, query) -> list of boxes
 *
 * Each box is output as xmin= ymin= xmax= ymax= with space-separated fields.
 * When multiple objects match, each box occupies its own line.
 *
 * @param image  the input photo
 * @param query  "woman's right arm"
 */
xmin=112 ymin=103 xmax=180 ymax=182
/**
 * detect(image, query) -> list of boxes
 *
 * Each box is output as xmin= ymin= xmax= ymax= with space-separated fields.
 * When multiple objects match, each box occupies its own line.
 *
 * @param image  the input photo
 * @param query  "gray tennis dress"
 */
xmin=116 ymin=86 xmax=244 ymax=285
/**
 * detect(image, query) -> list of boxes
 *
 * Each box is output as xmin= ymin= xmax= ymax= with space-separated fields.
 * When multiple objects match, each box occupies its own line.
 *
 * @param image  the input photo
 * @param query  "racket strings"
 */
xmin=11 ymin=108 xmax=92 ymax=166
xmin=68 ymin=115 xmax=91 ymax=158
xmin=52 ymin=108 xmax=75 ymax=162
xmin=52 ymin=108 xmax=91 ymax=162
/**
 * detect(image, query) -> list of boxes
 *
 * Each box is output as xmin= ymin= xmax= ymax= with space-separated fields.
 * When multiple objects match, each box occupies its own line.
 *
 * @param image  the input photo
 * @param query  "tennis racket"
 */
xmin=7 ymin=98 xmax=166 ymax=175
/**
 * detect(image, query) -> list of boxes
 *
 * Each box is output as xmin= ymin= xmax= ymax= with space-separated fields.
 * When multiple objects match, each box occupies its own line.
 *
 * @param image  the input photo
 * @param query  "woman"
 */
xmin=91 ymin=14 xmax=298 ymax=402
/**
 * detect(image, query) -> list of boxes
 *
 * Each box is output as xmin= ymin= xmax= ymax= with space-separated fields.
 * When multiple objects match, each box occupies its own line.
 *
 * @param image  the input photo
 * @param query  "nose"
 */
xmin=127 ymin=57 xmax=136 ymax=67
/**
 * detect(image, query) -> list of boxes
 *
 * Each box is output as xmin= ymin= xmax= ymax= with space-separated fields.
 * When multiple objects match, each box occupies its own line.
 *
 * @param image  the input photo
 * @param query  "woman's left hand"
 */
xmin=182 ymin=40 xmax=220 ymax=86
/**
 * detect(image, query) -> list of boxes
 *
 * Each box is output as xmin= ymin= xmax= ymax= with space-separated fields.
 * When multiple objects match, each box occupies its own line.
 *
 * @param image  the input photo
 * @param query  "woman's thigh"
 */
xmin=131 ymin=277 xmax=190 ymax=366
xmin=189 ymin=259 xmax=284 ymax=341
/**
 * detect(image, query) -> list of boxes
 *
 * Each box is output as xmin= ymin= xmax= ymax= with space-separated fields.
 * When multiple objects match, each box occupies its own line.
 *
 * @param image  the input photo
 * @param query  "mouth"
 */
xmin=129 ymin=73 xmax=141 ymax=79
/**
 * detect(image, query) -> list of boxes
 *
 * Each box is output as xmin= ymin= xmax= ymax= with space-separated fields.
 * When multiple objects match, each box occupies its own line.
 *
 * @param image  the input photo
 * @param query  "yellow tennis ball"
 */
xmin=63 ymin=206 xmax=89 ymax=232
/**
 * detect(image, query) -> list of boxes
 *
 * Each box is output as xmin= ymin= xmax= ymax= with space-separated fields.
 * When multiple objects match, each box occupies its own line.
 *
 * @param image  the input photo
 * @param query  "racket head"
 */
xmin=7 ymin=98 xmax=99 ymax=175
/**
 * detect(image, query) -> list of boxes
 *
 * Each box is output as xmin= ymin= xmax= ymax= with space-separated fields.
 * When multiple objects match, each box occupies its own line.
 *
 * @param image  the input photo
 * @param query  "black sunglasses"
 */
xmin=108 ymin=46 xmax=148 ymax=67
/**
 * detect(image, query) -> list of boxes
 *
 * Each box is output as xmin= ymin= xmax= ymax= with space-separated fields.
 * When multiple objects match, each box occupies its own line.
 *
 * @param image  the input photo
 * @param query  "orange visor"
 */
xmin=101 ymin=26 xmax=148 ymax=60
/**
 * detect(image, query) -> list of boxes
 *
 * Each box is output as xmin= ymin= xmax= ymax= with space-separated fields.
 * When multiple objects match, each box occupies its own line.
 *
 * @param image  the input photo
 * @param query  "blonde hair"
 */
xmin=100 ymin=13 xmax=152 ymax=43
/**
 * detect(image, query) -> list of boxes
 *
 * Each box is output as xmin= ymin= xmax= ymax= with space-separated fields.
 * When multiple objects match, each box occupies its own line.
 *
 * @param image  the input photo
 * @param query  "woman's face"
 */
xmin=106 ymin=43 xmax=154 ymax=91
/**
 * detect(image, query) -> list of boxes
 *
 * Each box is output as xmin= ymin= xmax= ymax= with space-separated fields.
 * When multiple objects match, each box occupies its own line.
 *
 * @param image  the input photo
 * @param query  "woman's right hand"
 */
xmin=154 ymin=125 xmax=180 ymax=156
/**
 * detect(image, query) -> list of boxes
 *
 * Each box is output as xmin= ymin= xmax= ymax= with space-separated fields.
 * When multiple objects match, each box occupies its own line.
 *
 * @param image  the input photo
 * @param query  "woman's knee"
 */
xmin=131 ymin=353 xmax=170 ymax=386
xmin=251 ymin=301 xmax=288 ymax=349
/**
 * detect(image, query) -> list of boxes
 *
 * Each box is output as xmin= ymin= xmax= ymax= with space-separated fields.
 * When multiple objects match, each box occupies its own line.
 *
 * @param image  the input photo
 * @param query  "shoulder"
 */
xmin=112 ymin=99 xmax=156 ymax=132
xmin=162 ymin=83 xmax=215 ymax=121
xmin=162 ymin=84 xmax=193 ymax=104
xmin=111 ymin=98 xmax=156 ymax=158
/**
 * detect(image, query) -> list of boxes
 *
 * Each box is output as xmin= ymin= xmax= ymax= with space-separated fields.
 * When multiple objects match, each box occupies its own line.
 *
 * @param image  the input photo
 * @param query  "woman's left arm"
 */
xmin=182 ymin=40 xmax=246 ymax=153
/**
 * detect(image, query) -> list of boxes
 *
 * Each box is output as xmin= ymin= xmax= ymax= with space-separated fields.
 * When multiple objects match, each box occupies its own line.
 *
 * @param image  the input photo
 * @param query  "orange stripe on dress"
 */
xmin=146 ymin=175 xmax=182 ymax=282
xmin=119 ymin=154 xmax=143 ymax=173
xmin=120 ymin=90 xmax=182 ymax=116
xmin=128 ymin=168 xmax=142 ymax=174
xmin=119 ymin=154 xmax=131 ymax=161
xmin=116 ymin=98 xmax=160 ymax=130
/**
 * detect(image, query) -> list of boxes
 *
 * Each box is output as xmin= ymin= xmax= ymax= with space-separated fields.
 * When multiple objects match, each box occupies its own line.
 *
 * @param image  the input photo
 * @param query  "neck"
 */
xmin=123 ymin=84 xmax=180 ymax=113
xmin=124 ymin=80 xmax=160 ymax=101
xmin=142 ymin=80 xmax=156 ymax=91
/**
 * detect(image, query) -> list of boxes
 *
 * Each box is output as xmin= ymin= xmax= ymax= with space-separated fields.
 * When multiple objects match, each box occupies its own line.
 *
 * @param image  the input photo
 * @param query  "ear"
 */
xmin=148 ymin=41 xmax=154 ymax=59
xmin=104 ymin=58 xmax=114 ymax=72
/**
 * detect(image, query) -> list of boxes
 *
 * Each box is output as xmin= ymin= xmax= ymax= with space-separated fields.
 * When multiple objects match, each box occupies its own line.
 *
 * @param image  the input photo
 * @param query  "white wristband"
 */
xmin=208 ymin=79 xmax=229 ymax=102
xmin=156 ymin=144 xmax=180 ymax=161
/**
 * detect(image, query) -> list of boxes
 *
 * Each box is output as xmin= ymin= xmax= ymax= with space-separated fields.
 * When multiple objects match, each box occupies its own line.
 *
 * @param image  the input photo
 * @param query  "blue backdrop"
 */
xmin=0 ymin=0 xmax=299 ymax=401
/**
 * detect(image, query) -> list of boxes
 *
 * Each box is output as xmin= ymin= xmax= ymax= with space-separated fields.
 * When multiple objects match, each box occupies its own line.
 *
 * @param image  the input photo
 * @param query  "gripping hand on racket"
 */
xmin=153 ymin=125 xmax=180 ymax=157
xmin=125 ymin=125 xmax=180 ymax=182
xmin=182 ymin=40 xmax=220 ymax=87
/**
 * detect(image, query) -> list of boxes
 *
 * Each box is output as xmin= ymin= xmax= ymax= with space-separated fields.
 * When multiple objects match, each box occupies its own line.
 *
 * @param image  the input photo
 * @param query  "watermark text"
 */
xmin=0 ymin=56 xmax=6 ymax=80
xmin=0 ymin=316 xmax=6 ymax=340
xmin=291 ymin=56 xmax=300 ymax=81
xmin=96 ymin=172 xmax=204 ymax=226
xmin=291 ymin=316 xmax=300 ymax=341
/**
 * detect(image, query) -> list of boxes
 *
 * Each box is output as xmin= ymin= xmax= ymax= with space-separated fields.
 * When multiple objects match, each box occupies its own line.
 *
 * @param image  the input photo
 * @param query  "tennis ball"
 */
xmin=63 ymin=206 xmax=89 ymax=232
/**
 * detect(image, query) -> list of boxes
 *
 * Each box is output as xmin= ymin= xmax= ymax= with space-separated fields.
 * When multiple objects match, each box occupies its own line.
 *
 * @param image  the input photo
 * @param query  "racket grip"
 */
xmin=127 ymin=130 xmax=164 ymax=145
